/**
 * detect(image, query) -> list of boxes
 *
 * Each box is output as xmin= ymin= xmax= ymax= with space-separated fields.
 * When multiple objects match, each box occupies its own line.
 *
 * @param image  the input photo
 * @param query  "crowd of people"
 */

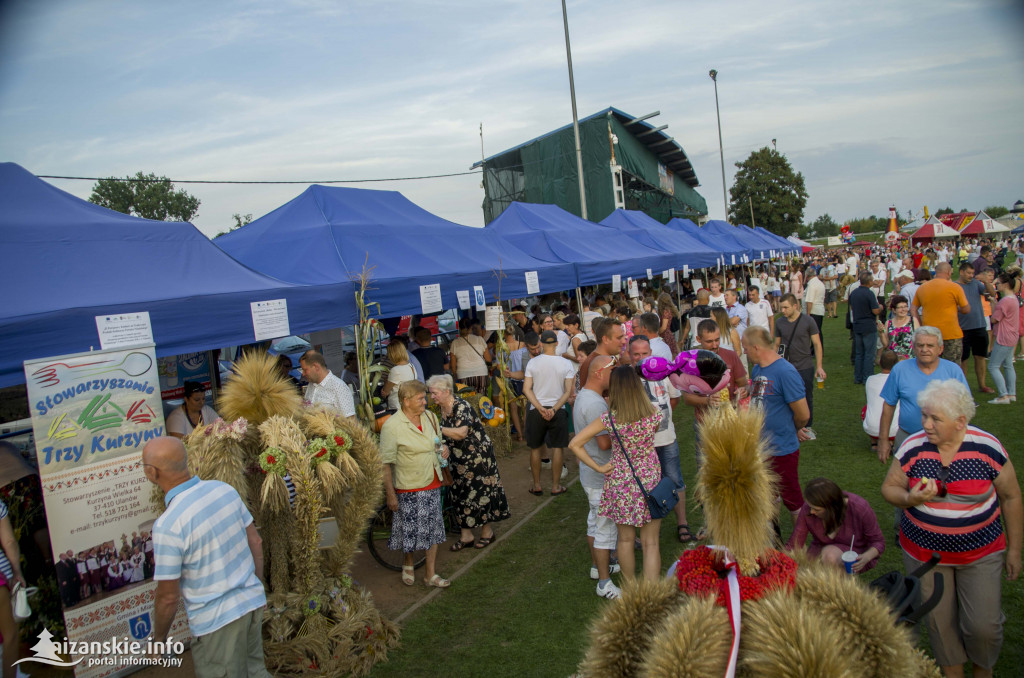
xmin=365 ymin=234 xmax=1023 ymax=677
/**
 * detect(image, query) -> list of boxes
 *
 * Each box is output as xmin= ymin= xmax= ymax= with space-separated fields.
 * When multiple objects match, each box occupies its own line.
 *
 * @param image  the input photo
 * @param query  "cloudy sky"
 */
xmin=2 ymin=0 xmax=1022 ymax=237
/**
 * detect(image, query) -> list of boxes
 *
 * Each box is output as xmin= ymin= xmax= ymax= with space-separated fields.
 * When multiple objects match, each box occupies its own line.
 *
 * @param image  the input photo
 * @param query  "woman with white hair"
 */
xmin=882 ymin=379 xmax=1022 ymax=678
xmin=426 ymin=375 xmax=510 ymax=550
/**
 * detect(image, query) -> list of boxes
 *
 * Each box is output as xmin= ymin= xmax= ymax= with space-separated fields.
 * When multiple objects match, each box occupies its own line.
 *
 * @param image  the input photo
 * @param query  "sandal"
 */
xmin=550 ymin=486 xmax=567 ymax=496
xmin=677 ymin=524 xmax=695 ymax=543
xmin=450 ymin=539 xmax=475 ymax=552
xmin=474 ymin=534 xmax=495 ymax=549
xmin=528 ymin=487 xmax=544 ymax=496
xmin=401 ymin=565 xmax=415 ymax=586
xmin=425 ymin=574 xmax=451 ymax=588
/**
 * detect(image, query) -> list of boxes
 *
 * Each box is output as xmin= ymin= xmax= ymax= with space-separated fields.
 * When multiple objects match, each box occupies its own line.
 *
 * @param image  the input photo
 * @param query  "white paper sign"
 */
xmin=485 ymin=306 xmax=502 ymax=331
xmin=456 ymin=290 xmax=471 ymax=310
xmin=683 ymin=265 xmax=689 ymax=278
xmin=95 ymin=311 xmax=153 ymax=350
xmin=771 ymin=250 xmax=775 ymax=258
xmin=250 ymin=299 xmax=290 ymax=341
xmin=611 ymin=274 xmax=621 ymax=292
xmin=668 ymin=267 xmax=675 ymax=280
xmin=760 ymin=251 xmax=765 ymax=259
xmin=525 ymin=271 xmax=540 ymax=295
xmin=627 ymin=278 xmax=639 ymax=298
xmin=473 ymin=285 xmax=486 ymax=311
xmin=646 ymin=268 xmax=653 ymax=280
xmin=419 ymin=284 xmax=443 ymax=315
xmin=731 ymin=254 xmax=736 ymax=265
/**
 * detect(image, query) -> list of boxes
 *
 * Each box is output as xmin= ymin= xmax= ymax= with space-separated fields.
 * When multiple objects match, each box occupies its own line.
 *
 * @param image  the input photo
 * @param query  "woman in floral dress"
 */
xmin=569 ymin=366 xmax=662 ymax=581
xmin=877 ymin=294 xmax=918 ymax=361
xmin=426 ymin=375 xmax=511 ymax=550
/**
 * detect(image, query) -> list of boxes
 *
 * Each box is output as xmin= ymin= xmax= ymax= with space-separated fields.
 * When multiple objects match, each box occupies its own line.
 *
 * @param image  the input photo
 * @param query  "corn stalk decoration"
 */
xmin=352 ymin=257 xmax=386 ymax=429
xmin=488 ymin=262 xmax=518 ymax=457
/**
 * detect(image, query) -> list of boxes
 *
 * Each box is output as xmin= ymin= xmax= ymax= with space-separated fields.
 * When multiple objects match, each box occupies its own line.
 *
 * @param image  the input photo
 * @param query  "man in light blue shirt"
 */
xmin=876 ymin=326 xmax=969 ymax=463
xmin=145 ymin=437 xmax=270 ymax=677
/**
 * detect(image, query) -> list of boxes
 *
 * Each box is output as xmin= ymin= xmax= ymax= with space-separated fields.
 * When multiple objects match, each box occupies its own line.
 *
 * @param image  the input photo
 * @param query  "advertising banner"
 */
xmin=23 ymin=345 xmax=190 ymax=677
xmin=157 ymin=351 xmax=211 ymax=400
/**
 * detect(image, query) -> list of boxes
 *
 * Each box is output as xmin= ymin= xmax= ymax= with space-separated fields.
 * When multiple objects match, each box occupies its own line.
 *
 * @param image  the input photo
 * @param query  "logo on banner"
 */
xmin=129 ymin=613 xmax=152 ymax=640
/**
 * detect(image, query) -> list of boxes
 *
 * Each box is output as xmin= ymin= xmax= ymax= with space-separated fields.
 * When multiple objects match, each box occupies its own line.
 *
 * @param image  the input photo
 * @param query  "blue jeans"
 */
xmin=988 ymin=342 xmax=1016 ymax=397
xmin=853 ymin=331 xmax=876 ymax=384
xmin=656 ymin=440 xmax=685 ymax=491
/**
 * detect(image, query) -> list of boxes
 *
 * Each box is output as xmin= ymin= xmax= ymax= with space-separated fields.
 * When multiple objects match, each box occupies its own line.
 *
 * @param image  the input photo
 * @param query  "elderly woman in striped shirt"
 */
xmin=882 ymin=379 xmax=1021 ymax=678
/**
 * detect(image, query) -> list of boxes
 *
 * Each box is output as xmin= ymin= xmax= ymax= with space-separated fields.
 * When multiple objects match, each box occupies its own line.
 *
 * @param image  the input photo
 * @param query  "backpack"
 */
xmin=669 ymin=315 xmax=680 ymax=333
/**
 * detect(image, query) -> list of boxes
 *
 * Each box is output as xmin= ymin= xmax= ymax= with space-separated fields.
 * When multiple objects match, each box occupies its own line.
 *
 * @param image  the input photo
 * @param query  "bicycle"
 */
xmin=364 ymin=486 xmax=460 ymax=571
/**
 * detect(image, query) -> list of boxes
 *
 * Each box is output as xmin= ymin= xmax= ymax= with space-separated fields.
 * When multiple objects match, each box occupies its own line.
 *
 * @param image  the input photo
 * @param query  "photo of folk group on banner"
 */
xmin=24 ymin=344 xmax=190 ymax=677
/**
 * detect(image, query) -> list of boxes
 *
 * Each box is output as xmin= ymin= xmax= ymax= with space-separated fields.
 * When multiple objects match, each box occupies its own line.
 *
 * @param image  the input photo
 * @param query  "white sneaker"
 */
xmin=596 ymin=580 xmax=622 ymax=599
xmin=989 ymin=395 xmax=1012 ymax=405
xmin=589 ymin=562 xmax=622 ymax=579
xmin=561 ymin=463 xmax=569 ymax=479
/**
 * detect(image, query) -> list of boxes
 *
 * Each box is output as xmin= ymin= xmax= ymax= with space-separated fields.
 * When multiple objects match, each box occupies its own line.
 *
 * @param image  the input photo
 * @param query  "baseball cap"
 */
xmin=540 ymin=330 xmax=558 ymax=344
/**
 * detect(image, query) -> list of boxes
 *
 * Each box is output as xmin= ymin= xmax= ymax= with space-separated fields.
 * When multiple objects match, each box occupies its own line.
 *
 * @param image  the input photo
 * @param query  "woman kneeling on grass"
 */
xmin=570 ymin=366 xmax=662 ymax=581
xmin=786 ymin=477 xmax=885 ymax=573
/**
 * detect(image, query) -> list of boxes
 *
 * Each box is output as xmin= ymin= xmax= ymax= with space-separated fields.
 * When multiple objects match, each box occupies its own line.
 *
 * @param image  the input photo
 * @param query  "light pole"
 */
xmin=562 ymin=0 xmax=587 ymax=220
xmin=709 ymin=69 xmax=727 ymax=221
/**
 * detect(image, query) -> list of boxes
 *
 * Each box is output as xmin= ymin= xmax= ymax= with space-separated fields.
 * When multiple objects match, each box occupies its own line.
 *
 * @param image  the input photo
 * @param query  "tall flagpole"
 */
xmin=562 ymin=0 xmax=587 ymax=220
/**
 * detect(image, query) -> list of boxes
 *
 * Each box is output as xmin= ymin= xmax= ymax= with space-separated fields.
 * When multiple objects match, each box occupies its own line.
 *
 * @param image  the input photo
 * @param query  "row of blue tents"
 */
xmin=0 ymin=162 xmax=797 ymax=387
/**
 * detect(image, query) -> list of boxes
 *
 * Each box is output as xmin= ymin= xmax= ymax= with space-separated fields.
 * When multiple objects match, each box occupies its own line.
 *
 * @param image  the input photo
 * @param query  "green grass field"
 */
xmin=370 ymin=315 xmax=1023 ymax=677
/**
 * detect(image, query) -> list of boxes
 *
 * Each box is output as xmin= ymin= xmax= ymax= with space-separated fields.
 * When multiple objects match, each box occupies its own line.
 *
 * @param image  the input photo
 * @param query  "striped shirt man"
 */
xmin=896 ymin=427 xmax=1007 ymax=565
xmin=153 ymin=477 xmax=265 ymax=635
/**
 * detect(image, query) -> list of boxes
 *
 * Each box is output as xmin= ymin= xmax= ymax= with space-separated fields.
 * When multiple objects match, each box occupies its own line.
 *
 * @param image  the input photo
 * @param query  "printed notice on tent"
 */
xmin=627 ymin=278 xmax=639 ymax=298
xmin=682 ymin=265 xmax=689 ymax=278
xmin=95 ymin=312 xmax=153 ymax=350
xmin=525 ymin=271 xmax=540 ymax=295
xmin=456 ymin=290 xmax=471 ymax=310
xmin=473 ymin=286 xmax=486 ymax=311
xmin=611 ymin=274 xmax=621 ymax=292
xmin=23 ymin=345 xmax=190 ymax=677
xmin=419 ymin=284 xmax=443 ymax=315
xmin=251 ymin=298 xmax=290 ymax=341
xmin=485 ymin=306 xmax=502 ymax=331
xmin=731 ymin=254 xmax=736 ymax=265
xmin=668 ymin=268 xmax=675 ymax=281
xmin=646 ymin=268 xmax=653 ymax=280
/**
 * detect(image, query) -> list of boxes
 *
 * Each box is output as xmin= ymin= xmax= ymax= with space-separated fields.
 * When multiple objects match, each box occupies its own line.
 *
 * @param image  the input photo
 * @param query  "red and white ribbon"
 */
xmin=721 ymin=551 xmax=741 ymax=678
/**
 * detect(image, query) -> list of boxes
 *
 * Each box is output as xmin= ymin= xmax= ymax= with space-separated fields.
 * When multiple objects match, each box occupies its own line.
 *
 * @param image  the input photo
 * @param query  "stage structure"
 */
xmin=474 ymin=107 xmax=708 ymax=225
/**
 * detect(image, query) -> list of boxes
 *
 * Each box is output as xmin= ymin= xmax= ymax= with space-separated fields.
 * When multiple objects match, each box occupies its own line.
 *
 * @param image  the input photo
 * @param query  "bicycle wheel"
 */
xmin=365 ymin=505 xmax=426 ymax=571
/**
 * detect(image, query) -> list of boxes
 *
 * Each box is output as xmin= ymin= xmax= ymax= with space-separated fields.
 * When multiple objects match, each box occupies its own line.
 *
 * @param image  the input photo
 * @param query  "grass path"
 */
xmin=371 ymin=315 xmax=1023 ymax=677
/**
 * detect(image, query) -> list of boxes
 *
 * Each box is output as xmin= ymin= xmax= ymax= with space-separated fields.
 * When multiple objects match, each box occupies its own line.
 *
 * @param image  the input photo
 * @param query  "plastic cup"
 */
xmin=841 ymin=550 xmax=857 ymax=574
xmin=816 ymin=376 xmax=825 ymax=390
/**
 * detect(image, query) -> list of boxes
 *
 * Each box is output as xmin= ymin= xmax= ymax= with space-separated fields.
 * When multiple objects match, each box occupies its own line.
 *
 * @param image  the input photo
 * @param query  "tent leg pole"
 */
xmin=575 ymin=287 xmax=585 ymax=325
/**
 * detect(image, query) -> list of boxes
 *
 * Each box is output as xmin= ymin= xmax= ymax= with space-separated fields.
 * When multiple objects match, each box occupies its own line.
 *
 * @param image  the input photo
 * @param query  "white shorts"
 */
xmin=585 ymin=486 xmax=618 ymax=550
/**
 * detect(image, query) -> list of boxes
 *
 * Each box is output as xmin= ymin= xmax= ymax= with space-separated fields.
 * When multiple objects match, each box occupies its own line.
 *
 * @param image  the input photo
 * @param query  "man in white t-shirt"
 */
xmin=886 ymin=255 xmax=902 ymax=282
xmin=638 ymin=312 xmax=673 ymax=360
xmin=869 ymin=259 xmax=888 ymax=305
xmin=745 ymin=285 xmax=774 ymax=333
xmin=845 ymin=252 xmax=859 ymax=276
xmin=629 ymin=335 xmax=691 ymax=541
xmin=300 ymin=350 xmax=356 ymax=418
xmin=523 ymin=330 xmax=575 ymax=496
xmin=821 ymin=260 xmax=839 ymax=318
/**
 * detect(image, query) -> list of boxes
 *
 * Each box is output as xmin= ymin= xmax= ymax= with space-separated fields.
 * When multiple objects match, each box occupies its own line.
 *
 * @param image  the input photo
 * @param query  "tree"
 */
xmin=728 ymin=147 xmax=808 ymax=235
xmin=89 ymin=172 xmax=200 ymax=222
xmin=809 ymin=213 xmax=840 ymax=237
xmin=983 ymin=205 xmax=1009 ymax=218
xmin=215 ymin=213 xmax=253 ymax=238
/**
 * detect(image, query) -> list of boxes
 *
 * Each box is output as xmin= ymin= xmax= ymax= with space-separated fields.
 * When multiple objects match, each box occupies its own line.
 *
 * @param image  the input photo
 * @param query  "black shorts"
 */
xmin=960 ymin=327 xmax=989 ymax=361
xmin=509 ymin=378 xmax=524 ymax=397
xmin=526 ymin=407 xmax=569 ymax=449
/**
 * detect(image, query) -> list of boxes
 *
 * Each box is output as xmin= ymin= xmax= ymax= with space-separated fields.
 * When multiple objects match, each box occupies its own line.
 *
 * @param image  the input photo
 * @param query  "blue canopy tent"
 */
xmin=733 ymin=224 xmax=785 ymax=261
xmin=598 ymin=209 xmax=721 ymax=270
xmin=215 ymin=186 xmax=578 ymax=317
xmin=753 ymin=226 xmax=800 ymax=256
xmin=665 ymin=218 xmax=746 ymax=264
xmin=484 ymin=202 xmax=678 ymax=287
xmin=0 ymin=163 xmax=356 ymax=388
xmin=699 ymin=220 xmax=757 ymax=263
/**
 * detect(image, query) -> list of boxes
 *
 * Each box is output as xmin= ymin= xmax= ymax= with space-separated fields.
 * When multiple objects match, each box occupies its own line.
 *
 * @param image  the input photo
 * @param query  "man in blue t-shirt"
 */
xmin=876 ymin=325 xmax=969 ymax=463
xmin=742 ymin=326 xmax=810 ymax=519
xmin=848 ymin=271 xmax=882 ymax=384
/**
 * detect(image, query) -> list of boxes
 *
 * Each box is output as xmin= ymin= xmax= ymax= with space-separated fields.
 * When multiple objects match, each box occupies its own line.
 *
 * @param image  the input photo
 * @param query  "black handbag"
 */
xmin=609 ymin=417 xmax=678 ymax=520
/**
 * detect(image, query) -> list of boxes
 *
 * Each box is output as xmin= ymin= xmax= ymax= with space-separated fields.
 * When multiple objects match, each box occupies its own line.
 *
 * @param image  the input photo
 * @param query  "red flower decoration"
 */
xmin=267 ymin=455 xmax=277 ymax=465
xmin=674 ymin=546 xmax=797 ymax=605
xmin=316 ymin=447 xmax=328 ymax=458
